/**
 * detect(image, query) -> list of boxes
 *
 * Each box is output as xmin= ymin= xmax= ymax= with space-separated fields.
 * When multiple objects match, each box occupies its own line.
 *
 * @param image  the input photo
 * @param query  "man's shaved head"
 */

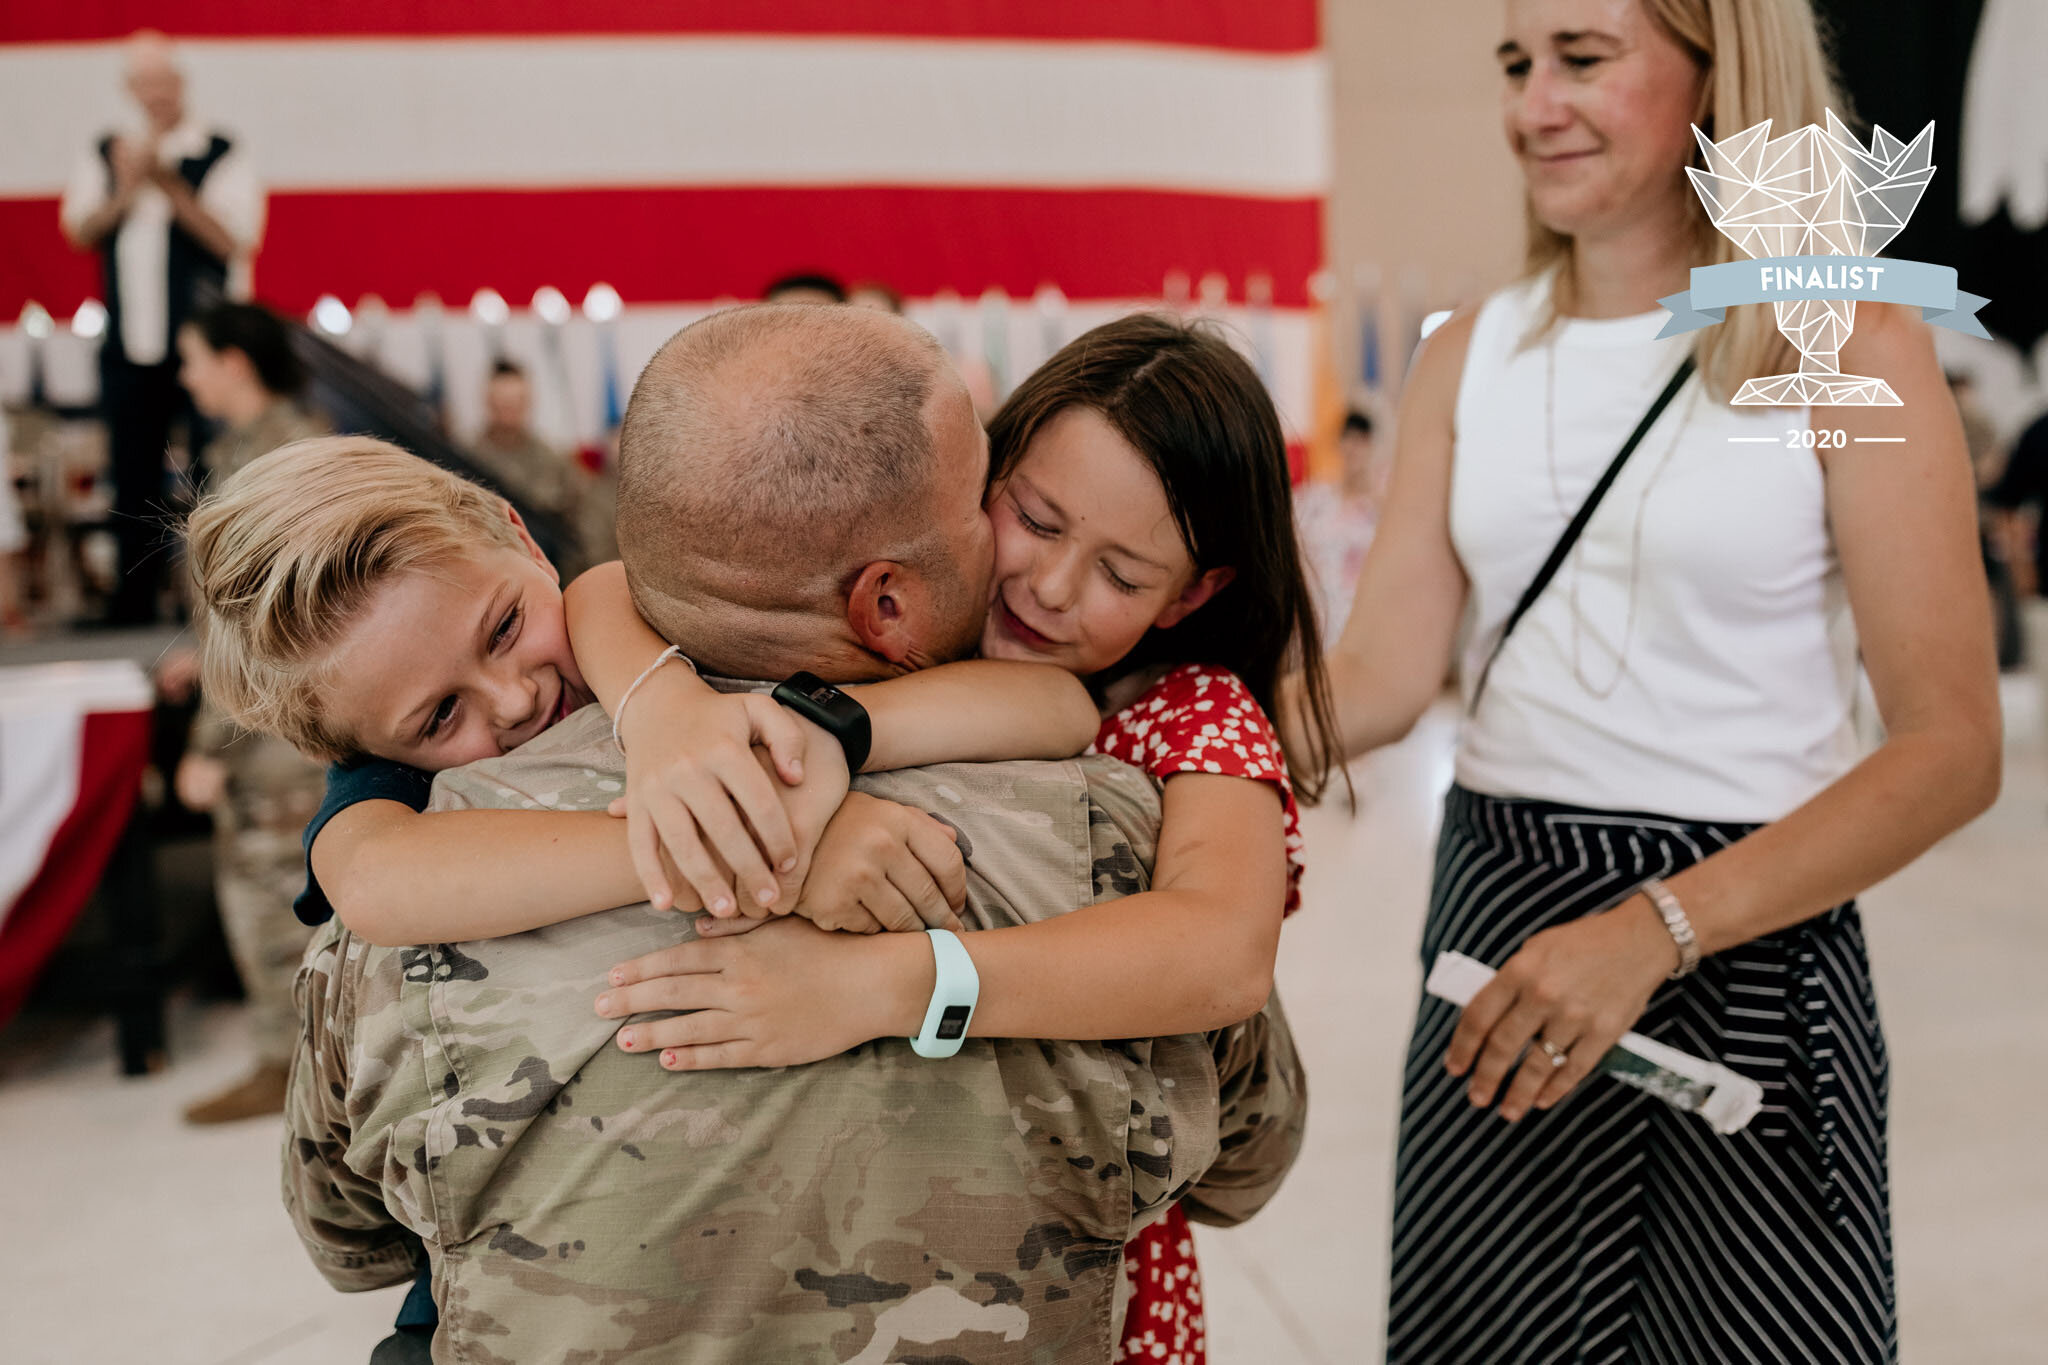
xmin=616 ymin=304 xmax=992 ymax=680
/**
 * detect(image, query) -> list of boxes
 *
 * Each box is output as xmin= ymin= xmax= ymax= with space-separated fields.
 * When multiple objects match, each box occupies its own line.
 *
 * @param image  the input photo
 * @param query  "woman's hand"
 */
xmin=1446 ymin=897 xmax=1678 ymax=1121
xmin=615 ymin=677 xmax=821 ymax=916
xmin=704 ymin=792 xmax=963 ymax=936
xmin=595 ymin=917 xmax=932 ymax=1070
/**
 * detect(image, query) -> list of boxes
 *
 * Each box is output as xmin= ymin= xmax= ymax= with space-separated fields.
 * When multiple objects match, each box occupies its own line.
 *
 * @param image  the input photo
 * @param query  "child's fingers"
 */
xmin=602 ymin=939 xmax=721 ymax=990
xmin=905 ymin=815 xmax=968 ymax=913
xmin=600 ymin=977 xmax=722 ymax=1029
xmin=625 ymin=803 xmax=674 ymax=911
xmin=708 ymin=755 xmax=799 ymax=877
xmin=695 ymin=914 xmax=769 ymax=938
xmin=607 ymin=796 xmax=627 ymax=819
xmin=741 ymin=695 xmax=809 ymax=784
xmin=648 ymin=792 xmax=736 ymax=917
xmin=670 ymin=767 xmax=779 ymax=913
xmin=884 ymin=847 xmax=956 ymax=931
xmin=859 ymin=879 xmax=923 ymax=934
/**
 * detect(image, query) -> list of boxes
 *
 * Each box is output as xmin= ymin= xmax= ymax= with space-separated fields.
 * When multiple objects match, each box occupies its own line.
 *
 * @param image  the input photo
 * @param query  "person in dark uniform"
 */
xmin=60 ymin=30 xmax=265 ymax=624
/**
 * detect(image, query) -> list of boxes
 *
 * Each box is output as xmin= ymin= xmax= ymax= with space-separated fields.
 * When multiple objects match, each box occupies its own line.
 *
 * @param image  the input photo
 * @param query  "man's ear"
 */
xmin=1152 ymin=566 xmax=1234 ymax=630
xmin=502 ymin=500 xmax=559 ymax=580
xmin=845 ymin=560 xmax=925 ymax=664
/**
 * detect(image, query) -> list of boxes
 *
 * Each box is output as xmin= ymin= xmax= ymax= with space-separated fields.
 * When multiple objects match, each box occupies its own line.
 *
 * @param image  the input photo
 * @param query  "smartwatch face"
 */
xmin=805 ymin=683 xmax=839 ymax=705
xmin=936 ymin=1005 xmax=971 ymax=1041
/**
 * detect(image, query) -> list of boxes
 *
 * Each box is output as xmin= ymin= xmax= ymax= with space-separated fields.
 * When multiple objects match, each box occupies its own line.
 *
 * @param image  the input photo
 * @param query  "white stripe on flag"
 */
xmin=1 ymin=38 xmax=1330 ymax=198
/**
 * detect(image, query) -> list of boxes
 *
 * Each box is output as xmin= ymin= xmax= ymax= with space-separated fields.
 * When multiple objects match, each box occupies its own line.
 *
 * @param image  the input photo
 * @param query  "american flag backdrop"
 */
xmin=0 ymin=3 xmax=1329 ymax=449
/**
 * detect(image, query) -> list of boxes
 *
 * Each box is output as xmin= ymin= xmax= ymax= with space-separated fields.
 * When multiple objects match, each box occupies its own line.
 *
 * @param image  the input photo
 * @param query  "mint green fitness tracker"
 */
xmin=910 ymin=929 xmax=979 ymax=1059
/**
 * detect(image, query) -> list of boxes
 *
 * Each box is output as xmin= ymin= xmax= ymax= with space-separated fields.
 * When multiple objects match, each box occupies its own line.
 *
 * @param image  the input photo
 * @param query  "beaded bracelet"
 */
xmin=610 ymin=644 xmax=698 ymax=753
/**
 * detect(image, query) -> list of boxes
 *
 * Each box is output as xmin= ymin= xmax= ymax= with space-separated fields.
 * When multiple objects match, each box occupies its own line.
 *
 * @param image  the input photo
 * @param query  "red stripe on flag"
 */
xmin=2 ymin=2 xmax=1316 ymax=52
xmin=3 ymin=185 xmax=1323 ymax=319
xmin=0 ymin=709 xmax=150 ymax=1030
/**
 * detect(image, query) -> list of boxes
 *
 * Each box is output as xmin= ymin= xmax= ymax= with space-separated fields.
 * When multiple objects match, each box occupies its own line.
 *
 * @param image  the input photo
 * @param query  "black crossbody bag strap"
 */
xmin=1467 ymin=354 xmax=1696 ymax=713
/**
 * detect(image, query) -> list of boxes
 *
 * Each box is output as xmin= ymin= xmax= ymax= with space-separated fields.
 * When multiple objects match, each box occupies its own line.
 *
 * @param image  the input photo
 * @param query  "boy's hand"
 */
xmin=716 ymin=792 xmax=964 ymax=936
xmin=614 ymin=680 xmax=814 ymax=916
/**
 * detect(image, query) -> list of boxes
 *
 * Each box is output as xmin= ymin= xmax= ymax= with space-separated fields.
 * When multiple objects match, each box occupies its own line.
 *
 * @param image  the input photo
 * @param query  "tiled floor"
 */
xmin=4 ymin=687 xmax=2044 ymax=1364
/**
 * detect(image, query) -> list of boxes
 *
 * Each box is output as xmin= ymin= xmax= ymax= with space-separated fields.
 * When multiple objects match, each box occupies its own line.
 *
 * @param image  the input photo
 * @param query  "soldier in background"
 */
xmin=469 ymin=359 xmax=588 ymax=571
xmin=172 ymin=301 xmax=328 ymax=1123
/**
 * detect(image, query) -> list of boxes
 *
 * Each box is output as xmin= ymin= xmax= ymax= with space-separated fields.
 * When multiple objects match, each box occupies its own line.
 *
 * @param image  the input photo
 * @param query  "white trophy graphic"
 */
xmin=1687 ymin=112 xmax=1935 ymax=405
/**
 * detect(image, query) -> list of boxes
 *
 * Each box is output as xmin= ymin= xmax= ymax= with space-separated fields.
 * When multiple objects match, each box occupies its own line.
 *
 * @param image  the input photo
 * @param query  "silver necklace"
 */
xmin=1544 ymin=338 xmax=1697 ymax=699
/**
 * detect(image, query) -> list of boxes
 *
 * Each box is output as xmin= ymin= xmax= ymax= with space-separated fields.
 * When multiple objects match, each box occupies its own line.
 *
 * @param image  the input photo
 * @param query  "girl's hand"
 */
xmin=1445 ymin=897 xmax=1678 ymax=1121
xmin=615 ymin=679 xmax=813 ymax=916
xmin=774 ymin=792 xmax=966 ymax=935
xmin=595 ymin=917 xmax=931 ymax=1070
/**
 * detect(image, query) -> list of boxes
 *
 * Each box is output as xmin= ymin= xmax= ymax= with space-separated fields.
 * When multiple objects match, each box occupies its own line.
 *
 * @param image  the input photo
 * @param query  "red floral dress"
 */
xmin=1090 ymin=664 xmax=1304 ymax=1365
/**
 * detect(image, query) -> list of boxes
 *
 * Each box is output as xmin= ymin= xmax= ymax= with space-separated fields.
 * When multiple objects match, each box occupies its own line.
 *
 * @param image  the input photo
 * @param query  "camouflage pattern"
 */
xmin=469 ymin=428 xmax=593 ymax=574
xmin=284 ymin=703 xmax=1306 ymax=1364
xmin=189 ymin=701 xmax=326 ymax=1068
xmin=203 ymin=398 xmax=328 ymax=486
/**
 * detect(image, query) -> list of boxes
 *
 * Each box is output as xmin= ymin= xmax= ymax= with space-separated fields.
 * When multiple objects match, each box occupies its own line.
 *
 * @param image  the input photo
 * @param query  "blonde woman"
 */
xmin=1300 ymin=1 xmax=1999 ymax=1360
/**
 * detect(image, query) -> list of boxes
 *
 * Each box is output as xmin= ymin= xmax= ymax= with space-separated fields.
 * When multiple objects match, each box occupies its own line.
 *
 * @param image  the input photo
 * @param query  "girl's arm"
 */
xmin=853 ymin=660 xmax=1101 ymax=771
xmin=312 ymin=800 xmax=667 ymax=947
xmin=595 ymin=772 xmax=1289 ymax=1067
xmin=564 ymin=562 xmax=1098 ymax=915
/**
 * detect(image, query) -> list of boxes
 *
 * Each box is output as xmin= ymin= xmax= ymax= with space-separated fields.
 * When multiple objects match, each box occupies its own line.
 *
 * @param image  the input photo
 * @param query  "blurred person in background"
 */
xmin=1294 ymin=406 xmax=1386 ymax=632
xmin=0 ymin=407 xmax=26 ymax=634
xmin=60 ymin=30 xmax=265 ymax=625
xmin=763 ymin=271 xmax=848 ymax=305
xmin=1292 ymin=1 xmax=1999 ymax=1360
xmin=1988 ymin=406 xmax=2047 ymax=603
xmin=177 ymin=302 xmax=324 ymax=487
xmin=469 ymin=359 xmax=589 ymax=572
xmin=172 ymin=300 xmax=328 ymax=1123
xmin=1950 ymin=372 xmax=2022 ymax=667
xmin=1987 ymin=406 xmax=2048 ymax=740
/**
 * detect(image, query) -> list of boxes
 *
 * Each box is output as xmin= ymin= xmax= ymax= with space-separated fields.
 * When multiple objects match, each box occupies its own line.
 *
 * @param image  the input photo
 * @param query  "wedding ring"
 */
xmin=1538 ymin=1039 xmax=1570 ymax=1068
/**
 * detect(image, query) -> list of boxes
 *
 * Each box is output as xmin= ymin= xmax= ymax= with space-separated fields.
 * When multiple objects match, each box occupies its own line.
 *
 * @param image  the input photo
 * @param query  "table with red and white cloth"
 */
xmin=0 ymin=660 xmax=154 ymax=1043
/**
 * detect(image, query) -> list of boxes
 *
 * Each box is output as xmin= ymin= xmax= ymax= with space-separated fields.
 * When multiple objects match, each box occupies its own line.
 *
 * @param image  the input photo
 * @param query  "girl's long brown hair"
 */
xmin=987 ymin=313 xmax=1349 ymax=804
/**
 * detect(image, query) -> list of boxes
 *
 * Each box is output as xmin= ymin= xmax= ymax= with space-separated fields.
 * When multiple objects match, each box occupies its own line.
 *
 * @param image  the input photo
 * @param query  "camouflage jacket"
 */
xmin=203 ymin=398 xmax=327 ymax=486
xmin=284 ymin=705 xmax=1306 ymax=1364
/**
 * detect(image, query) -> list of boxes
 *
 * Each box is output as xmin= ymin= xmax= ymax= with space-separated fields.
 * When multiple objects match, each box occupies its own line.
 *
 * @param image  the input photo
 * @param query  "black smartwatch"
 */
xmin=771 ymin=672 xmax=872 ymax=773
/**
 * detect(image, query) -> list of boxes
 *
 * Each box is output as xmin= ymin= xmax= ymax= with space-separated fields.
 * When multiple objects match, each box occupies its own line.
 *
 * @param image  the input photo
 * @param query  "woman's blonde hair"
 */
xmin=1525 ymin=0 xmax=1848 ymax=400
xmin=185 ymin=435 xmax=527 ymax=761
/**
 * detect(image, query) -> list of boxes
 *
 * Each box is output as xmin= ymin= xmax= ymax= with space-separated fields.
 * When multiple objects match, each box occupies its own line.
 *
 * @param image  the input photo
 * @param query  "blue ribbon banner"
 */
xmin=1657 ymin=255 xmax=1990 ymax=339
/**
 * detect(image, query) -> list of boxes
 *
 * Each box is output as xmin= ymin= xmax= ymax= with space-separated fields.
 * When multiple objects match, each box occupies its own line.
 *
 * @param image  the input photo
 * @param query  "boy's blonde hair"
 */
xmin=186 ymin=435 xmax=527 ymax=761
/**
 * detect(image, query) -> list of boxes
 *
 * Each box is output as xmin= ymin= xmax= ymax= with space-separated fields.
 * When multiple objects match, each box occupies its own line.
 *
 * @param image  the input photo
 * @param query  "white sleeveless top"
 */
xmin=1449 ymin=273 xmax=1862 ymax=823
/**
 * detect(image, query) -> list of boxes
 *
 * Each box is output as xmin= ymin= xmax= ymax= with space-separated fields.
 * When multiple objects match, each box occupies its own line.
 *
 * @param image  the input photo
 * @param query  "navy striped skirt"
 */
xmin=1387 ymin=785 xmax=1896 ymax=1365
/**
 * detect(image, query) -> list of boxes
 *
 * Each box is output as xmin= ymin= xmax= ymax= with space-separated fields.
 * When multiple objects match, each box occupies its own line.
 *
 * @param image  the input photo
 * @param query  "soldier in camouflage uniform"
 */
xmin=470 ymin=359 xmax=592 ymax=574
xmin=176 ymin=302 xmax=331 ymax=1123
xmin=284 ymin=702 xmax=1305 ymax=1363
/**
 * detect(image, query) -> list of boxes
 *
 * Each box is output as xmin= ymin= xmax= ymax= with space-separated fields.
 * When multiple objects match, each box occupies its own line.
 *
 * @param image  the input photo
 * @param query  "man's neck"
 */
xmin=684 ymin=616 xmax=895 ymax=687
